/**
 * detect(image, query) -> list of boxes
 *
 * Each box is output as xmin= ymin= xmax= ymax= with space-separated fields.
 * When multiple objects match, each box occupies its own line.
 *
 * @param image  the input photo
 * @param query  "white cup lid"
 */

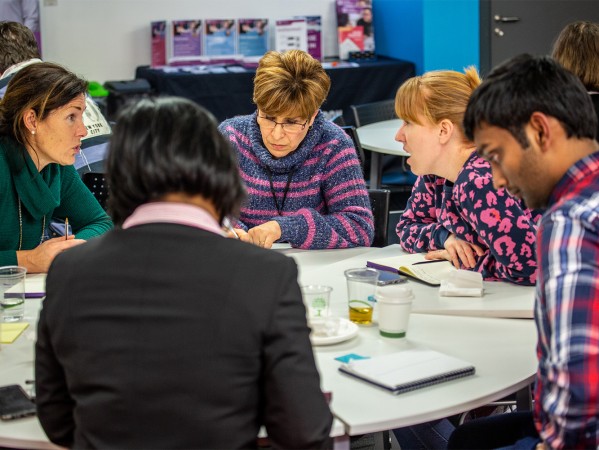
xmin=375 ymin=285 xmax=414 ymax=304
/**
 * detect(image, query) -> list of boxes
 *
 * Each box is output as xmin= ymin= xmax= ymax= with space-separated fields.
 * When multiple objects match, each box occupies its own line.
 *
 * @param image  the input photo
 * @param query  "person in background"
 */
xmin=551 ymin=20 xmax=599 ymax=139
xmin=0 ymin=21 xmax=112 ymax=175
xmin=449 ymin=54 xmax=599 ymax=450
xmin=35 ymin=96 xmax=333 ymax=449
xmin=395 ymin=68 xmax=540 ymax=285
xmin=219 ymin=49 xmax=373 ymax=249
xmin=0 ymin=0 xmax=38 ymax=32
xmin=0 ymin=62 xmax=112 ymax=272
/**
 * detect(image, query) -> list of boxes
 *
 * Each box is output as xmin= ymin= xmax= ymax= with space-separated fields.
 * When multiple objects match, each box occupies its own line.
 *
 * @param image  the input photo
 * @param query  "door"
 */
xmin=480 ymin=0 xmax=599 ymax=75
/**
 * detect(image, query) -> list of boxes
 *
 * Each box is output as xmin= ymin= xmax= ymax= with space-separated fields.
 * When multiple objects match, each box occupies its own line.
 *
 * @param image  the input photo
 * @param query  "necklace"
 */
xmin=266 ymin=167 xmax=296 ymax=215
xmin=18 ymin=197 xmax=46 ymax=250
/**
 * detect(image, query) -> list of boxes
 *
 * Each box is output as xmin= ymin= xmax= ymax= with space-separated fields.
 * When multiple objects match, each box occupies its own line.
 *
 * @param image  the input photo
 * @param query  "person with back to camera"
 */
xmin=35 ymin=96 xmax=333 ymax=449
xmin=448 ymin=53 xmax=599 ymax=450
xmin=0 ymin=62 xmax=112 ymax=273
xmin=0 ymin=21 xmax=112 ymax=175
xmin=219 ymin=49 xmax=374 ymax=249
xmin=394 ymin=67 xmax=541 ymax=285
xmin=551 ymin=20 xmax=599 ymax=139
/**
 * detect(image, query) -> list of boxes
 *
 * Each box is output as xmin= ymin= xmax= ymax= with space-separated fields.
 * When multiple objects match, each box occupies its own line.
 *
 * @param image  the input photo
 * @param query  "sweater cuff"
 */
xmin=432 ymin=227 xmax=450 ymax=250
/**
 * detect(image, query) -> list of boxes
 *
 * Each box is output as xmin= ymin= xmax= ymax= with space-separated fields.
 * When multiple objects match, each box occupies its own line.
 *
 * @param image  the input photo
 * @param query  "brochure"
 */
xmin=238 ymin=18 xmax=269 ymax=57
xmin=275 ymin=18 xmax=308 ymax=53
xmin=204 ymin=19 xmax=237 ymax=56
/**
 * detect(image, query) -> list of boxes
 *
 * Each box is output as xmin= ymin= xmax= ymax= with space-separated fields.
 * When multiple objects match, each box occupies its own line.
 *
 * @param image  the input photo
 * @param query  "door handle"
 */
xmin=494 ymin=15 xmax=520 ymax=23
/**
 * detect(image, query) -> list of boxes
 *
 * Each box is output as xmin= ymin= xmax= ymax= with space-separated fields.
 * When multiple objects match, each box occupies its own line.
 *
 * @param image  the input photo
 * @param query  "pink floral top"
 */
xmin=396 ymin=151 xmax=541 ymax=285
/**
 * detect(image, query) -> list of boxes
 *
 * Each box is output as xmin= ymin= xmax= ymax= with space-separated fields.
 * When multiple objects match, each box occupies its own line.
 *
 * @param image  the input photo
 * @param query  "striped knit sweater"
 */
xmin=219 ymin=111 xmax=374 ymax=249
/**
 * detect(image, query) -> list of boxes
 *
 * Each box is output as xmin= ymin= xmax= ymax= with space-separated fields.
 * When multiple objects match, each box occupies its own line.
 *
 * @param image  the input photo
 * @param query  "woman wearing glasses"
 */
xmin=219 ymin=50 xmax=373 ymax=249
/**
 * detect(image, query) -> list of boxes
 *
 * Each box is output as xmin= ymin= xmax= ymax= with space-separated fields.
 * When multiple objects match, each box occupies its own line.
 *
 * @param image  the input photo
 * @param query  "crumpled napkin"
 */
xmin=439 ymin=270 xmax=484 ymax=297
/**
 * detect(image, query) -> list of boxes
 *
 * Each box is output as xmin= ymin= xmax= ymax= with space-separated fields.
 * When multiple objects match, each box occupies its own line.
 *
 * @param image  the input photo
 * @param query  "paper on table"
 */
xmin=339 ymin=348 xmax=475 ymax=394
xmin=439 ymin=270 xmax=484 ymax=297
xmin=1 ymin=323 xmax=29 ymax=344
xmin=25 ymin=274 xmax=46 ymax=298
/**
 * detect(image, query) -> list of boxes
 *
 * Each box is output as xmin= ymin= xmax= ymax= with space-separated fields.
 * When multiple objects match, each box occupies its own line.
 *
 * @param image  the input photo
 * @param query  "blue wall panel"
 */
xmin=375 ymin=0 xmax=479 ymax=75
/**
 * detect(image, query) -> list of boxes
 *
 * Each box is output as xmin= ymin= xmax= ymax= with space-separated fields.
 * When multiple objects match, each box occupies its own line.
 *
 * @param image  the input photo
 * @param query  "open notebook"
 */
xmin=339 ymin=348 xmax=475 ymax=395
xmin=367 ymin=254 xmax=454 ymax=287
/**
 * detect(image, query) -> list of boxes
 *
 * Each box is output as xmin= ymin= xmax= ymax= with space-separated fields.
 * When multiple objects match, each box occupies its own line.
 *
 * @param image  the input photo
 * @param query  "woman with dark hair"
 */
xmin=552 ymin=21 xmax=599 ymax=138
xmin=35 ymin=96 xmax=333 ymax=450
xmin=0 ymin=61 xmax=112 ymax=272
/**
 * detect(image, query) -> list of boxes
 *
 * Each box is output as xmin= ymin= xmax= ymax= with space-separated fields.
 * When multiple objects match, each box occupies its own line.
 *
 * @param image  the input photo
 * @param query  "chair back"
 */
xmin=367 ymin=188 xmax=390 ymax=247
xmin=351 ymin=99 xmax=396 ymax=127
xmin=82 ymin=172 xmax=109 ymax=211
xmin=340 ymin=125 xmax=366 ymax=174
xmin=330 ymin=113 xmax=347 ymax=126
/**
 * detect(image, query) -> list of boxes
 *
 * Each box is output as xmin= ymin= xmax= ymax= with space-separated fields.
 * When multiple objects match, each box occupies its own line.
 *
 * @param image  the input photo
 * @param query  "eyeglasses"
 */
xmin=257 ymin=115 xmax=309 ymax=134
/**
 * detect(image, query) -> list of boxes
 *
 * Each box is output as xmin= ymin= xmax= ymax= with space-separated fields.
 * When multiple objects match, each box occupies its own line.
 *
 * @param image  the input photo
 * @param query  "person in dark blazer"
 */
xmin=35 ymin=96 xmax=333 ymax=449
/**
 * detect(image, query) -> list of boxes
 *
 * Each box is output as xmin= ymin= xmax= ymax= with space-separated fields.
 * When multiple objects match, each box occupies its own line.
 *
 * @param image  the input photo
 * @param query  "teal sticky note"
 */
xmin=335 ymin=353 xmax=369 ymax=363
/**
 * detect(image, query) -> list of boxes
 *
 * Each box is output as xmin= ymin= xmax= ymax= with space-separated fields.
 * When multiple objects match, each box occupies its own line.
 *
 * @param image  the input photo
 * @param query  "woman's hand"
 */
xmin=425 ymin=234 xmax=485 ymax=269
xmin=17 ymin=236 xmax=86 ymax=273
xmin=240 ymin=221 xmax=282 ymax=249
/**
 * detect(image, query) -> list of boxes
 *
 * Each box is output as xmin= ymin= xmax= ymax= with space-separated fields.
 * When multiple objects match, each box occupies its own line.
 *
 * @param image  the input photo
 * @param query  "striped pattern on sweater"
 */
xmin=219 ymin=111 xmax=374 ymax=249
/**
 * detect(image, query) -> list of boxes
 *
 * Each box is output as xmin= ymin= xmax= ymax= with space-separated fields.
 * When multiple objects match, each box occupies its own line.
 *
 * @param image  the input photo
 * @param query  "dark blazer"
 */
xmin=590 ymin=92 xmax=599 ymax=140
xmin=35 ymin=223 xmax=332 ymax=449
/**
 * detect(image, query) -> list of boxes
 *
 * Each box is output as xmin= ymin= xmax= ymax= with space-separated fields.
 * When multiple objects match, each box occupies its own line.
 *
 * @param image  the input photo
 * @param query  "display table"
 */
xmin=135 ymin=58 xmax=416 ymax=122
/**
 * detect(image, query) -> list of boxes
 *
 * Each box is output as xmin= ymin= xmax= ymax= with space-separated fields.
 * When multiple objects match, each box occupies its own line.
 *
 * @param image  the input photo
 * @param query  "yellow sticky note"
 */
xmin=1 ymin=323 xmax=29 ymax=344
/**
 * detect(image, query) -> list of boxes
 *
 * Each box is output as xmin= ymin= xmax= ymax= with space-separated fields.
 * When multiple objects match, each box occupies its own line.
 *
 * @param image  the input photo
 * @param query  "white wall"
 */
xmin=40 ymin=0 xmax=337 ymax=83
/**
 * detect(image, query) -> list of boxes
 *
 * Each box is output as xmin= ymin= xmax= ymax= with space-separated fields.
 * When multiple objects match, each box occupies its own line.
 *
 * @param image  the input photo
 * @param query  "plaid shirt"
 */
xmin=534 ymin=150 xmax=599 ymax=449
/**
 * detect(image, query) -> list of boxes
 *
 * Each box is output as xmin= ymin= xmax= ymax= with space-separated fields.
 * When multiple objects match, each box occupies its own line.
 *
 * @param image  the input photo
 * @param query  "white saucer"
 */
xmin=310 ymin=318 xmax=359 ymax=346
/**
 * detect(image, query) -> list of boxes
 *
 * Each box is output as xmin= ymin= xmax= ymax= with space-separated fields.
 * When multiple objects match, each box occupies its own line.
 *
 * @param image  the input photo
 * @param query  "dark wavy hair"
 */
xmin=0 ymin=62 xmax=87 ymax=147
xmin=464 ymin=54 xmax=597 ymax=146
xmin=0 ymin=21 xmax=40 ymax=74
xmin=106 ymin=96 xmax=246 ymax=226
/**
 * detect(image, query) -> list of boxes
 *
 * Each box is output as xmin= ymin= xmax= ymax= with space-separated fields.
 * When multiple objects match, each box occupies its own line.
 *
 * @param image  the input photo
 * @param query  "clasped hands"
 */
xmin=425 ymin=234 xmax=485 ymax=269
xmin=225 ymin=220 xmax=281 ymax=249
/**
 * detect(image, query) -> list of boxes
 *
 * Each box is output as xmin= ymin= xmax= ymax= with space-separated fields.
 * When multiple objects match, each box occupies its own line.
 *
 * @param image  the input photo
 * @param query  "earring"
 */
xmin=31 ymin=130 xmax=35 ymax=135
xmin=308 ymin=125 xmax=313 ymax=131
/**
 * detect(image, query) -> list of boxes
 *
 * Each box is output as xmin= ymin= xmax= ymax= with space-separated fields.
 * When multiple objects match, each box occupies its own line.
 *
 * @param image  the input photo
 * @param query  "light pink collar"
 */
xmin=122 ymin=202 xmax=224 ymax=236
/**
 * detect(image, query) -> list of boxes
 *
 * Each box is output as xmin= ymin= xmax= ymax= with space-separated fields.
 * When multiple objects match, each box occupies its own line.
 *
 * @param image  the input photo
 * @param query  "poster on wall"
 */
xmin=151 ymin=20 xmax=167 ymax=67
xmin=204 ymin=19 xmax=237 ymax=56
xmin=294 ymin=15 xmax=322 ymax=61
xmin=275 ymin=18 xmax=308 ymax=53
xmin=169 ymin=19 xmax=203 ymax=63
xmin=336 ymin=0 xmax=375 ymax=60
xmin=238 ymin=19 xmax=269 ymax=57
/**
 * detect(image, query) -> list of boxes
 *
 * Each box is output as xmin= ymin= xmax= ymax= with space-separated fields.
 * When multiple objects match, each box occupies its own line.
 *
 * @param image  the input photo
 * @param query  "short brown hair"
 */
xmin=552 ymin=21 xmax=599 ymax=92
xmin=252 ymin=50 xmax=331 ymax=120
xmin=395 ymin=67 xmax=481 ymax=141
xmin=0 ymin=21 xmax=40 ymax=74
xmin=0 ymin=62 xmax=88 ymax=146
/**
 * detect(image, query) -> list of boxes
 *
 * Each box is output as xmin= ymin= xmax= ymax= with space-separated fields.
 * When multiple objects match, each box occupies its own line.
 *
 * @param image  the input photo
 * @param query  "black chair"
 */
xmin=330 ymin=113 xmax=347 ymax=126
xmin=340 ymin=125 xmax=366 ymax=174
xmin=350 ymin=99 xmax=396 ymax=127
xmin=82 ymin=172 xmax=109 ymax=211
xmin=368 ymin=188 xmax=390 ymax=247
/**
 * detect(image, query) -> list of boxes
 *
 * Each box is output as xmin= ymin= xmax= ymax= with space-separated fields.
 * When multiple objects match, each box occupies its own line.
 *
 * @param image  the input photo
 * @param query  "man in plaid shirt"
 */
xmin=449 ymin=54 xmax=599 ymax=449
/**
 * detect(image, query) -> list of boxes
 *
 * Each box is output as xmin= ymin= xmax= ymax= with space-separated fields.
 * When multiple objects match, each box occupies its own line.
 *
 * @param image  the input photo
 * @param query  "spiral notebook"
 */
xmin=339 ymin=348 xmax=475 ymax=395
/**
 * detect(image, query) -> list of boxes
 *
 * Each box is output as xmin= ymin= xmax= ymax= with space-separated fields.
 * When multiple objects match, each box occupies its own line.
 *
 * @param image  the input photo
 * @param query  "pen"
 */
xmin=223 ymin=217 xmax=239 ymax=239
xmin=412 ymin=259 xmax=447 ymax=265
xmin=65 ymin=217 xmax=69 ymax=240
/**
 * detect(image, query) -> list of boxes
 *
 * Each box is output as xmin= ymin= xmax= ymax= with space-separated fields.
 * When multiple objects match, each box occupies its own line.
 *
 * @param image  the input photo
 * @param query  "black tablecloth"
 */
xmin=135 ymin=58 xmax=415 ymax=124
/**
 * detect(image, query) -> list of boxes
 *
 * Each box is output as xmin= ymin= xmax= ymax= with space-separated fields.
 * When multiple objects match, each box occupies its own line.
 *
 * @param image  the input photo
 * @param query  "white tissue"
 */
xmin=439 ymin=270 xmax=484 ymax=297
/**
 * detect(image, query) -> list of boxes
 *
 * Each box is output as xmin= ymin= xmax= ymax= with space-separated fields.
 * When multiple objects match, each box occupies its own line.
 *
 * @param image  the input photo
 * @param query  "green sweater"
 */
xmin=0 ymin=136 xmax=113 ymax=266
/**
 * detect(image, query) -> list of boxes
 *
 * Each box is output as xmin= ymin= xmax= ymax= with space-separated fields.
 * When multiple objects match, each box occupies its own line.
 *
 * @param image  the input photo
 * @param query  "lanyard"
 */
xmin=266 ymin=168 xmax=295 ymax=216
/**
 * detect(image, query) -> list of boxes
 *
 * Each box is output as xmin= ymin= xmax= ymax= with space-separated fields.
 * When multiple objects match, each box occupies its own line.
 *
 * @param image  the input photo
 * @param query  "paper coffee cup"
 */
xmin=375 ymin=285 xmax=413 ymax=338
